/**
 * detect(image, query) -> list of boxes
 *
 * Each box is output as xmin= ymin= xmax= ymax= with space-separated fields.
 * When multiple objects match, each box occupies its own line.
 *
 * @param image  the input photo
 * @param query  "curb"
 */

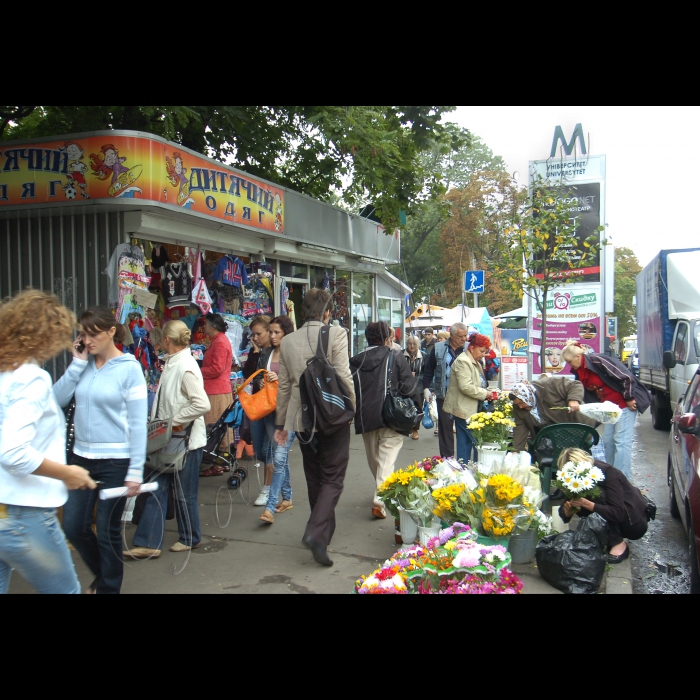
xmin=601 ymin=555 xmax=634 ymax=594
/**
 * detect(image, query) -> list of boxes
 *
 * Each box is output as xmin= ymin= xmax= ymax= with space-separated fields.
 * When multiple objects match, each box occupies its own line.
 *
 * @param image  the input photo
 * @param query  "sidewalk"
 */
xmin=8 ymin=429 xmax=630 ymax=594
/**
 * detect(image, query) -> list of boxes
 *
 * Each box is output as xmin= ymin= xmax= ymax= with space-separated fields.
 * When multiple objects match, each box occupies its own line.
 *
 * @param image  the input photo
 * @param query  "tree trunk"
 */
xmin=539 ymin=290 xmax=548 ymax=378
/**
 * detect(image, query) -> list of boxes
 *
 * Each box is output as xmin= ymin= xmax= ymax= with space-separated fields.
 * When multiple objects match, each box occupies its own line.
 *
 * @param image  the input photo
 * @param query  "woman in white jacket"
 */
xmin=0 ymin=289 xmax=95 ymax=594
xmin=125 ymin=320 xmax=210 ymax=559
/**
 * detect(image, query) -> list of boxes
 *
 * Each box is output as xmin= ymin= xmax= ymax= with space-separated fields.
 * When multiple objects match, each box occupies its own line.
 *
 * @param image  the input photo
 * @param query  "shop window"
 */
xmin=310 ymin=265 xmax=332 ymax=289
xmin=353 ymin=273 xmax=373 ymax=355
xmin=280 ymin=262 xmax=308 ymax=280
xmin=331 ymin=272 xmax=351 ymax=338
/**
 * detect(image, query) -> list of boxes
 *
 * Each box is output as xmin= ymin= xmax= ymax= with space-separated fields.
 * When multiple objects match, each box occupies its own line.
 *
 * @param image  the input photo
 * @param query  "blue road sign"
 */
xmin=464 ymin=270 xmax=485 ymax=294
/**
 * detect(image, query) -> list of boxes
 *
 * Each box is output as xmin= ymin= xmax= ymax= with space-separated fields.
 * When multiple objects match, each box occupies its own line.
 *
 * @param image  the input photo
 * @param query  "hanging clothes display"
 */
xmin=242 ymin=270 xmax=273 ymax=318
xmin=161 ymin=260 xmax=193 ymax=308
xmin=280 ymin=280 xmax=290 ymax=315
xmin=192 ymin=278 xmax=213 ymax=315
xmin=105 ymin=242 xmax=147 ymax=307
xmin=149 ymin=245 xmax=170 ymax=291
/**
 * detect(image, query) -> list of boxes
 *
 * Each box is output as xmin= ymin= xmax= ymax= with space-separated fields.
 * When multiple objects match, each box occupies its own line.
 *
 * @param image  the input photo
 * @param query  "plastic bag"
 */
xmin=535 ymin=512 xmax=610 ymax=594
xmin=422 ymin=400 xmax=434 ymax=429
xmin=429 ymin=398 xmax=438 ymax=423
xmin=576 ymin=401 xmax=623 ymax=424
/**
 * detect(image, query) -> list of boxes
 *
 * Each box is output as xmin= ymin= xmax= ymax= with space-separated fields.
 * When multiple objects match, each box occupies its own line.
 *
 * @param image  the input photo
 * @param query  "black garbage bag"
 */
xmin=535 ymin=513 xmax=610 ymax=594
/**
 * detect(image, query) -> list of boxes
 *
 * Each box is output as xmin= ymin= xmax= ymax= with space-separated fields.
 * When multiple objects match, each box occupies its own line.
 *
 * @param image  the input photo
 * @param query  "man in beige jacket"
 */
xmin=274 ymin=289 xmax=356 ymax=567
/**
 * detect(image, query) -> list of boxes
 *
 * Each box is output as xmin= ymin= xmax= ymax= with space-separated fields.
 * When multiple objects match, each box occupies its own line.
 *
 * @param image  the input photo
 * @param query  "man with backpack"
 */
xmin=274 ymin=289 xmax=356 ymax=567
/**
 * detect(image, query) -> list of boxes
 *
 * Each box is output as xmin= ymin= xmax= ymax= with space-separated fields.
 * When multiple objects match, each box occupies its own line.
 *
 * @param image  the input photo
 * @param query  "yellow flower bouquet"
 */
xmin=432 ymin=482 xmax=486 ymax=531
xmin=467 ymin=410 xmax=516 ymax=451
xmin=480 ymin=473 xmax=535 ymax=538
xmin=377 ymin=466 xmax=430 ymax=521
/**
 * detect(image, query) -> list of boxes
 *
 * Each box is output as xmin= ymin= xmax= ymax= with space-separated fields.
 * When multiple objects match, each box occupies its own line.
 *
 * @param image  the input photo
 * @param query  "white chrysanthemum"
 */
xmin=580 ymin=476 xmax=593 ymax=491
xmin=573 ymin=463 xmax=587 ymax=475
xmin=556 ymin=470 xmax=566 ymax=479
xmin=589 ymin=467 xmax=605 ymax=482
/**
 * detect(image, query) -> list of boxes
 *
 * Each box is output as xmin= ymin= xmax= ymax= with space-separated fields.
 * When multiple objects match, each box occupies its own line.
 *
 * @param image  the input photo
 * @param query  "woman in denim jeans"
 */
xmin=0 ymin=289 xmax=96 ymax=594
xmin=54 ymin=307 xmax=148 ymax=594
xmin=258 ymin=315 xmax=296 ymax=524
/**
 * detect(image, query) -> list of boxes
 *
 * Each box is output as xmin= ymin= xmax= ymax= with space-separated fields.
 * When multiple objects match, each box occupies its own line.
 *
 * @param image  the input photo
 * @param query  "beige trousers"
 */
xmin=203 ymin=392 xmax=234 ymax=453
xmin=362 ymin=427 xmax=404 ymax=507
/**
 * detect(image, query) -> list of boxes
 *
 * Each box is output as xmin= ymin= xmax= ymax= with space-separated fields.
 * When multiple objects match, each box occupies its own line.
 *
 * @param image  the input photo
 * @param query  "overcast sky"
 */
xmin=449 ymin=106 xmax=700 ymax=268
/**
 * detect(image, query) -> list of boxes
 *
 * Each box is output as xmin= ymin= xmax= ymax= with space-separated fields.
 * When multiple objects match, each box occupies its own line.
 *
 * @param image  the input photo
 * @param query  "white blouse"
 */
xmin=0 ymin=363 xmax=68 ymax=507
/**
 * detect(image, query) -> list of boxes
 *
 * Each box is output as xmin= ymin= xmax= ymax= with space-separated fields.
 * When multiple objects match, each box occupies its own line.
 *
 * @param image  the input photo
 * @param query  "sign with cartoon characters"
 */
xmin=530 ymin=283 xmax=603 ymax=376
xmin=0 ymin=133 xmax=285 ymax=235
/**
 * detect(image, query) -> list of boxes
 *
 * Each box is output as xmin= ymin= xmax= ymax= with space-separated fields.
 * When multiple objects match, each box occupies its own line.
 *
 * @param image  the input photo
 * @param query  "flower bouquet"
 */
xmin=432 ymin=482 xmax=486 ymax=531
xmin=376 ymin=466 xmax=428 ymax=520
xmin=353 ymin=523 xmax=523 ymax=595
xmin=481 ymin=473 xmax=528 ymax=538
xmin=555 ymin=459 xmax=605 ymax=511
xmin=467 ymin=410 xmax=516 ymax=451
xmin=550 ymin=400 xmax=622 ymax=424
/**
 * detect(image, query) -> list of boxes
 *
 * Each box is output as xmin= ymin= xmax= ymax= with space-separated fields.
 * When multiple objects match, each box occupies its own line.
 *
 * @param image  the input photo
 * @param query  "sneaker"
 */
xmin=254 ymin=488 xmax=270 ymax=506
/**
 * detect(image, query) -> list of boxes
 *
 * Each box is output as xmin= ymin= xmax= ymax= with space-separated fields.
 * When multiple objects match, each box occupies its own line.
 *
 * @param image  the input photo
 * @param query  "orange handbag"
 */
xmin=236 ymin=369 xmax=278 ymax=421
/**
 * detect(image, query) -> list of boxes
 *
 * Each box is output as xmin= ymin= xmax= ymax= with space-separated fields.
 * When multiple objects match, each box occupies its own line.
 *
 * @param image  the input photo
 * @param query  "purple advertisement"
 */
xmin=532 ymin=285 xmax=603 ymax=375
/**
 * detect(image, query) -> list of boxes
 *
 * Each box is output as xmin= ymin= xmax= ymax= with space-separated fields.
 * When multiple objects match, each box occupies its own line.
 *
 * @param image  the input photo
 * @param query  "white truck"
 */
xmin=636 ymin=248 xmax=700 ymax=429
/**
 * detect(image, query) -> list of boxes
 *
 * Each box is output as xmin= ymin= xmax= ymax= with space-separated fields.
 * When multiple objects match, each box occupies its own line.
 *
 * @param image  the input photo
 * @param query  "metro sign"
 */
xmin=550 ymin=123 xmax=587 ymax=158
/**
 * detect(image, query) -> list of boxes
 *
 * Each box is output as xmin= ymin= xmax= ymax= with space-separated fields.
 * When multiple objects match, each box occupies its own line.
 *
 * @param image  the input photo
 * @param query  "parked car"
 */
xmin=668 ymin=367 xmax=700 ymax=593
xmin=627 ymin=348 xmax=639 ymax=377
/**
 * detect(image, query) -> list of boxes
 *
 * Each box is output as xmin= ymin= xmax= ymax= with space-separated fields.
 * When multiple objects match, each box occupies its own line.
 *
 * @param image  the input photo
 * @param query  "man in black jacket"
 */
xmin=350 ymin=321 xmax=422 ymax=519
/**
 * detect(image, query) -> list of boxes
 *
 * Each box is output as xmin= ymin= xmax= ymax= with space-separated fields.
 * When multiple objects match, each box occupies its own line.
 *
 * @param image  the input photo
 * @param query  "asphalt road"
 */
xmin=629 ymin=409 xmax=690 ymax=593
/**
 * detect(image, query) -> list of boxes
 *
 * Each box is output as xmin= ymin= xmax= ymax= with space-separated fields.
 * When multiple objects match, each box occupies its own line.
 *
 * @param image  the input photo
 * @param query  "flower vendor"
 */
xmin=509 ymin=376 xmax=597 ymax=452
xmin=557 ymin=447 xmax=650 ymax=564
xmin=442 ymin=333 xmax=498 ymax=463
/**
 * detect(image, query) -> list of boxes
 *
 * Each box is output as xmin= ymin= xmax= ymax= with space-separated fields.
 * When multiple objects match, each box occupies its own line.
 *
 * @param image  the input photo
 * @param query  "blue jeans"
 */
xmin=602 ymin=407 xmax=636 ymax=479
xmin=454 ymin=417 xmax=478 ymax=463
xmin=0 ymin=505 xmax=80 ymax=594
xmin=265 ymin=432 xmax=295 ymax=512
xmin=62 ymin=455 xmax=130 ymax=594
xmin=251 ymin=416 xmax=274 ymax=464
xmin=132 ymin=448 xmax=203 ymax=550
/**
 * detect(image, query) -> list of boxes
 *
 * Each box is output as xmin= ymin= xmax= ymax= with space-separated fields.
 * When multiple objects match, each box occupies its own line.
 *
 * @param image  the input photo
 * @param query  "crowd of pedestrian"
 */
xmin=1 ymin=285 xmax=650 ymax=593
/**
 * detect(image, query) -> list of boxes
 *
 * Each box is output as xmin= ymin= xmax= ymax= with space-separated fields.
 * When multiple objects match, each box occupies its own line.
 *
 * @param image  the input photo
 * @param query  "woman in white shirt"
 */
xmin=124 ymin=320 xmax=210 ymax=559
xmin=0 ymin=289 xmax=96 ymax=594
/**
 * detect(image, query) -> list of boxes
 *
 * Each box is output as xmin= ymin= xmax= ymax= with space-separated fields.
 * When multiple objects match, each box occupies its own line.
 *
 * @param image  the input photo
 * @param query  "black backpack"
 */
xmin=299 ymin=325 xmax=355 ymax=434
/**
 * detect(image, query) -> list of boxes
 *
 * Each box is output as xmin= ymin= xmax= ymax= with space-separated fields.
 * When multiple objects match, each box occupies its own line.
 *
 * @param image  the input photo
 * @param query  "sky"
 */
xmin=448 ymin=106 xmax=700 ymax=268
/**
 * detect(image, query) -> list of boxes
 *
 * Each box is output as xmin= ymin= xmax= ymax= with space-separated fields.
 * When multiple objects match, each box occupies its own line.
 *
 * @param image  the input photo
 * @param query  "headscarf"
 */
xmin=511 ymin=380 xmax=541 ymax=422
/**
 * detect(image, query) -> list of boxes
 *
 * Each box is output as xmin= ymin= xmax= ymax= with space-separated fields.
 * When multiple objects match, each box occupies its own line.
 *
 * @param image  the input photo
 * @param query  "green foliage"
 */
xmin=389 ymin=131 xmax=508 ymax=303
xmin=2 ymin=105 xmax=464 ymax=232
xmin=488 ymin=175 xmax=604 ymax=370
xmin=614 ymin=247 xmax=642 ymax=339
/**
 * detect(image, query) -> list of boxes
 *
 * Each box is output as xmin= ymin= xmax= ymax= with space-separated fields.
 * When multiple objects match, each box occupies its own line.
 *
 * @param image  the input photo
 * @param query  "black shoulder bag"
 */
xmin=381 ymin=350 xmax=420 ymax=435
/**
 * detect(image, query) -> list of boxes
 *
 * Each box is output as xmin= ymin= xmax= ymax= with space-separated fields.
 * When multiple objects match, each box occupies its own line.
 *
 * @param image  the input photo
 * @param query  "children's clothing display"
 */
xmin=161 ymin=261 xmax=193 ymax=308
xmin=105 ymin=243 xmax=146 ymax=307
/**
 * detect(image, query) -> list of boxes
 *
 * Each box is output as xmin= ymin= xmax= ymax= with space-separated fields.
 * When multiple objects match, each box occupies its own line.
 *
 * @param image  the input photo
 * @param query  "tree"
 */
xmin=388 ymin=130 xmax=507 ymax=302
xmin=488 ymin=175 xmax=604 ymax=373
xmin=438 ymin=169 xmax=524 ymax=314
xmin=614 ymin=247 xmax=642 ymax=339
xmin=2 ymin=105 xmax=464 ymax=231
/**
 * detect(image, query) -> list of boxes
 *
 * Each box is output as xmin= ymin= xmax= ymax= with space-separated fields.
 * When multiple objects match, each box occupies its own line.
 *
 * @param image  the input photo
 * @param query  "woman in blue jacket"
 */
xmin=54 ymin=307 xmax=148 ymax=594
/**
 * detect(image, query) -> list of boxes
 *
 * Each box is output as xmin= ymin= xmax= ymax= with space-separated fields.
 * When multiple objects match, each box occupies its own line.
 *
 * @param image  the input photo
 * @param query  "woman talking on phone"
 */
xmin=54 ymin=307 xmax=148 ymax=594
xmin=0 ymin=290 xmax=96 ymax=595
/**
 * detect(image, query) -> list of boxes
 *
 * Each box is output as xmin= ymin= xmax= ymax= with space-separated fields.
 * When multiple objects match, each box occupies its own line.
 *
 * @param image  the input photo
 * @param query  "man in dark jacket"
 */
xmin=561 ymin=342 xmax=651 ymax=479
xmin=350 ymin=321 xmax=422 ymax=519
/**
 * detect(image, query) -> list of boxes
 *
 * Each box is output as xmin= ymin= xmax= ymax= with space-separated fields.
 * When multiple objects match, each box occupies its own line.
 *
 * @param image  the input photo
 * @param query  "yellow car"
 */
xmin=621 ymin=335 xmax=637 ymax=364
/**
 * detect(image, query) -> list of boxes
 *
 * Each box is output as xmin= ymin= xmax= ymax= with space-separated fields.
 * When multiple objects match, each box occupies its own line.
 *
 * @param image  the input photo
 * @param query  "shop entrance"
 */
xmin=283 ymin=280 xmax=305 ymax=328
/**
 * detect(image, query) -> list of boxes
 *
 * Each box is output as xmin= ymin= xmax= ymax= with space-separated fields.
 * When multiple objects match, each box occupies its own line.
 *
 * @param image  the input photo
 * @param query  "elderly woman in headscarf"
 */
xmin=510 ymin=375 xmax=597 ymax=452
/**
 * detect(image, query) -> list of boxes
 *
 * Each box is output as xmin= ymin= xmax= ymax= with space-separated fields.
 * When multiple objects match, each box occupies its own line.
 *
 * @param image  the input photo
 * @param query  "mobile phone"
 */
xmin=76 ymin=340 xmax=85 ymax=353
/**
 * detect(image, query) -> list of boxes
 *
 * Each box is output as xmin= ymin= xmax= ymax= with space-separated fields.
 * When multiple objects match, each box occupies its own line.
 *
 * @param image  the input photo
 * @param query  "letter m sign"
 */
xmin=550 ymin=123 xmax=587 ymax=158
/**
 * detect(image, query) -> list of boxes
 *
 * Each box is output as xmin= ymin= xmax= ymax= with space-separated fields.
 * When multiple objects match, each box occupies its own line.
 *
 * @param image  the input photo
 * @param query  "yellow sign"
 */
xmin=0 ymin=134 xmax=285 ymax=234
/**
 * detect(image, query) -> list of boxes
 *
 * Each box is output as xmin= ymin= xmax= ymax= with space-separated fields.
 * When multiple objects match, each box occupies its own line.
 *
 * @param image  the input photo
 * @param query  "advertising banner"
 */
xmin=537 ymin=182 xmax=601 ymax=282
xmin=498 ymin=328 xmax=528 ymax=358
xmin=0 ymin=135 xmax=285 ymax=235
xmin=530 ymin=284 xmax=603 ymax=376
xmin=501 ymin=357 xmax=528 ymax=391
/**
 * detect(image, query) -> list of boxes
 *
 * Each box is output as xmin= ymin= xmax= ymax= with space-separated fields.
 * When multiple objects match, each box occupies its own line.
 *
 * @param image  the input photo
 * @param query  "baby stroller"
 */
xmin=201 ymin=399 xmax=247 ymax=489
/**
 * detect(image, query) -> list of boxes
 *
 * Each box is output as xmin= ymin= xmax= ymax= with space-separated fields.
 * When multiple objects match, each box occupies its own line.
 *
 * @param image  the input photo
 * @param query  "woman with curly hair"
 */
xmin=54 ymin=306 xmax=148 ymax=594
xmin=0 ymin=289 xmax=96 ymax=595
